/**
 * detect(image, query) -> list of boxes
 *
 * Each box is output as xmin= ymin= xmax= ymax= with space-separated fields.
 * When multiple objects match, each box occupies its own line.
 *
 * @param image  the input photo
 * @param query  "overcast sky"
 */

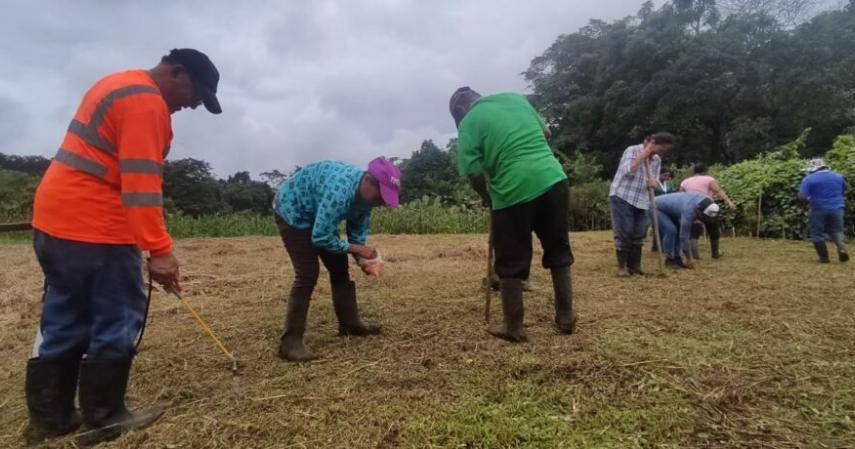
xmin=1 ymin=0 xmax=649 ymax=177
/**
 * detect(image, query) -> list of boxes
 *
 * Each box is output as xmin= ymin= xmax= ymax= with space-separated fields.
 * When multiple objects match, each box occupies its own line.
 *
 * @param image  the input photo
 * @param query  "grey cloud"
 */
xmin=0 ymin=96 xmax=30 ymax=150
xmin=1 ymin=0 xmax=644 ymax=177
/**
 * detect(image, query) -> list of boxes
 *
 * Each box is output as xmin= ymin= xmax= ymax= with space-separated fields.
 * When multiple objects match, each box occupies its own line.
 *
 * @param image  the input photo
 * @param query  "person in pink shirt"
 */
xmin=679 ymin=164 xmax=735 ymax=258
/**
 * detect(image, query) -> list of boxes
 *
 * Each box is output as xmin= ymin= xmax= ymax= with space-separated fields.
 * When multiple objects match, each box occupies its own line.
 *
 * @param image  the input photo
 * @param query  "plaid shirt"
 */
xmin=609 ymin=144 xmax=661 ymax=210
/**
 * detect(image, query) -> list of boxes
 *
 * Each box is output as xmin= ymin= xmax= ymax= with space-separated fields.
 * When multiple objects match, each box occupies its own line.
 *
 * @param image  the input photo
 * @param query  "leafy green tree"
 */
xmin=398 ymin=139 xmax=463 ymax=204
xmin=259 ymin=169 xmax=288 ymax=188
xmin=220 ymin=171 xmax=274 ymax=214
xmin=162 ymin=158 xmax=226 ymax=216
xmin=525 ymin=1 xmax=855 ymax=173
xmin=0 ymin=153 xmax=50 ymax=176
xmin=0 ymin=169 xmax=38 ymax=221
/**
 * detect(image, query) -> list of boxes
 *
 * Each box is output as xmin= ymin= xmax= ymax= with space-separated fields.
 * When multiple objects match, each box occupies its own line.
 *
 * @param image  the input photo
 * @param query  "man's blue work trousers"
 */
xmin=32 ymin=230 xmax=147 ymax=361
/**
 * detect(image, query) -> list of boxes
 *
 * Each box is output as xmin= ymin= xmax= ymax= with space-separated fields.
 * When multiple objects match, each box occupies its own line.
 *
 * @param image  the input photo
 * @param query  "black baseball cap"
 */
xmin=168 ymin=48 xmax=222 ymax=114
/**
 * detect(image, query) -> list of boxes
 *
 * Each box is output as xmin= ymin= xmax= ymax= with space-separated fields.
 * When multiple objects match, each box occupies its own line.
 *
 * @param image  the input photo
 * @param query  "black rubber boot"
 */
xmin=628 ymin=245 xmax=649 ymax=276
xmin=489 ymin=275 xmax=534 ymax=292
xmin=24 ymin=358 xmax=82 ymax=443
xmin=690 ymin=239 xmax=701 ymax=260
xmin=615 ymin=250 xmax=630 ymax=277
xmin=550 ymin=267 xmax=576 ymax=335
xmin=710 ymin=237 xmax=721 ymax=259
xmin=332 ymin=281 xmax=381 ymax=336
xmin=814 ymin=242 xmax=830 ymax=263
xmin=831 ymin=234 xmax=849 ymax=262
xmin=77 ymin=358 xmax=164 ymax=447
xmin=665 ymin=256 xmax=688 ymax=269
xmin=488 ymin=278 xmax=527 ymax=342
xmin=279 ymin=286 xmax=317 ymax=362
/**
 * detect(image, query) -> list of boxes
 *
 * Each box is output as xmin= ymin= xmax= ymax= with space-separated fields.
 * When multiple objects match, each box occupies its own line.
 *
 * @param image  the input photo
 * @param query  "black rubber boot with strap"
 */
xmin=814 ymin=242 xmax=831 ymax=263
xmin=332 ymin=280 xmax=381 ymax=336
xmin=550 ymin=267 xmax=576 ymax=334
xmin=488 ymin=278 xmax=527 ymax=342
xmin=279 ymin=286 xmax=317 ymax=362
xmin=24 ymin=358 xmax=82 ymax=443
xmin=77 ymin=358 xmax=164 ymax=447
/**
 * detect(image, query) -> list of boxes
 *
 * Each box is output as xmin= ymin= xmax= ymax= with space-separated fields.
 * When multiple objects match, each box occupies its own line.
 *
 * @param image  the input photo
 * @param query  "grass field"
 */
xmin=1 ymin=232 xmax=853 ymax=448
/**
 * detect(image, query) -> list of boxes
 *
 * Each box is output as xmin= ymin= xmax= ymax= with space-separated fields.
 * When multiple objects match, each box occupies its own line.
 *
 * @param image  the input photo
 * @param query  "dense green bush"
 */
xmin=372 ymin=197 xmax=488 ymax=234
xmin=0 ymin=169 xmax=38 ymax=222
xmin=568 ymin=180 xmax=611 ymax=231
xmin=717 ymin=132 xmax=855 ymax=238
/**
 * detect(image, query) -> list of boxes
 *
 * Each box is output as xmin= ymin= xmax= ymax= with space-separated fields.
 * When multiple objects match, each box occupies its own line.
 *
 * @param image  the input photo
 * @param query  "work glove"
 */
xmin=357 ymin=252 xmax=384 ymax=276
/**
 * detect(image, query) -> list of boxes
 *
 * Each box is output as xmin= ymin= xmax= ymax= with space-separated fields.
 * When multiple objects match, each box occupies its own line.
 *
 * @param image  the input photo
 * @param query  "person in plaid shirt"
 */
xmin=608 ymin=132 xmax=675 ymax=276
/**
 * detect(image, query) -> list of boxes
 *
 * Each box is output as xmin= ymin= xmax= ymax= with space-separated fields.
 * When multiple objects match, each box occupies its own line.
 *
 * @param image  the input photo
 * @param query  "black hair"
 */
xmin=693 ymin=164 xmax=708 ymax=175
xmin=646 ymin=132 xmax=676 ymax=146
xmin=449 ymin=87 xmax=482 ymax=128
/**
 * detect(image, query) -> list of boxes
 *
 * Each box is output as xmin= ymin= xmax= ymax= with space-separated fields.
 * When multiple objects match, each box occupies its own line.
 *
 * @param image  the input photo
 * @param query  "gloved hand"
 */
xmin=357 ymin=252 xmax=384 ymax=276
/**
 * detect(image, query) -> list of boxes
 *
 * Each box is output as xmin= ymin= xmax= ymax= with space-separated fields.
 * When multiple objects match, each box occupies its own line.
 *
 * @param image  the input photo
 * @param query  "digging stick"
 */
xmin=485 ymin=213 xmax=493 ymax=323
xmin=645 ymin=159 xmax=666 ymax=276
xmin=165 ymin=284 xmax=239 ymax=373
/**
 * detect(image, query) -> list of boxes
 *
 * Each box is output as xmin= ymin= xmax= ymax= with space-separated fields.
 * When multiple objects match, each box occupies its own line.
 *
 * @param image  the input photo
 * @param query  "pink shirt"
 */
xmin=680 ymin=175 xmax=715 ymax=198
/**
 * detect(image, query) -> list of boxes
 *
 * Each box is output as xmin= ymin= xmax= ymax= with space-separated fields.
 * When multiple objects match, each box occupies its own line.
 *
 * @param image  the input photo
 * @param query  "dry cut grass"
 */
xmin=0 ymin=232 xmax=853 ymax=448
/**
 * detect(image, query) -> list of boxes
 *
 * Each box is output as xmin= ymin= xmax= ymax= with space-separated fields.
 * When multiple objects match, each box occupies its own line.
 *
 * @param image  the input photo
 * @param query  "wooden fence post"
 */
xmin=756 ymin=191 xmax=763 ymax=238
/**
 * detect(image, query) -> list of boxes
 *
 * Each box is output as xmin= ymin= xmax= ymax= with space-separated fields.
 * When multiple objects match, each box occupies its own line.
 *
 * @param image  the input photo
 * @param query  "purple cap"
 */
xmin=367 ymin=156 xmax=401 ymax=208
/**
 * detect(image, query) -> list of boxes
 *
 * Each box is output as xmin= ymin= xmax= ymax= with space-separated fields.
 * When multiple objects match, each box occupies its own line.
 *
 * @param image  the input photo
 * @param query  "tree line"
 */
xmin=525 ymin=0 xmax=855 ymax=174
xmin=0 ymin=154 xmax=276 ymax=220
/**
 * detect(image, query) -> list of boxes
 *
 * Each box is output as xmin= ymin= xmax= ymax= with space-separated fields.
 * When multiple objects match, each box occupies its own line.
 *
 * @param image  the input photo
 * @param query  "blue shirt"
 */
xmin=654 ymin=192 xmax=708 ymax=252
xmin=799 ymin=170 xmax=846 ymax=212
xmin=273 ymin=161 xmax=371 ymax=253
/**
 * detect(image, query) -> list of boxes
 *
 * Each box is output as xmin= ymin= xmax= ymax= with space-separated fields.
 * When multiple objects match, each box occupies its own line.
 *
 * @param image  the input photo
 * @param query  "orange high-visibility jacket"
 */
xmin=33 ymin=70 xmax=174 ymax=255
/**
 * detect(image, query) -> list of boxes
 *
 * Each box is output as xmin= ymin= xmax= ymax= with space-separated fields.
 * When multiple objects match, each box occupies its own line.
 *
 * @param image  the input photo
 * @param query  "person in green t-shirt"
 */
xmin=450 ymin=86 xmax=575 ymax=343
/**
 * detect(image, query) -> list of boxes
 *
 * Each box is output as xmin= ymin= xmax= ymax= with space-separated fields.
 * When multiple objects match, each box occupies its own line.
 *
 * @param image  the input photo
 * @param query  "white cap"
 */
xmin=703 ymin=203 xmax=720 ymax=218
xmin=805 ymin=158 xmax=829 ymax=173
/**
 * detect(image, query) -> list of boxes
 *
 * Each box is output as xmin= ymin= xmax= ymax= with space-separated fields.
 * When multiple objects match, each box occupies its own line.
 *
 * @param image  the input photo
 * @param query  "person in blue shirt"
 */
xmin=273 ymin=157 xmax=401 ymax=362
xmin=799 ymin=158 xmax=848 ymax=263
xmin=653 ymin=192 xmax=720 ymax=269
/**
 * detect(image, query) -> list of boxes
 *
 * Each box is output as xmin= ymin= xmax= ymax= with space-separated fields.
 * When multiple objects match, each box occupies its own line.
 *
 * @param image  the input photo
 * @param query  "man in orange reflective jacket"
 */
xmin=25 ymin=48 xmax=221 ymax=445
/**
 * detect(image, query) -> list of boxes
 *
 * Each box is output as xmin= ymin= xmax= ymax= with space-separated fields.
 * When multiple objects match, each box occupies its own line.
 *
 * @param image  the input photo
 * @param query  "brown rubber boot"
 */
xmin=77 ymin=358 xmax=164 ymax=447
xmin=332 ymin=281 xmax=381 ymax=336
xmin=488 ymin=278 xmax=527 ymax=342
xmin=24 ymin=358 xmax=82 ymax=443
xmin=278 ymin=286 xmax=317 ymax=362
xmin=550 ymin=267 xmax=576 ymax=334
xmin=615 ymin=250 xmax=630 ymax=277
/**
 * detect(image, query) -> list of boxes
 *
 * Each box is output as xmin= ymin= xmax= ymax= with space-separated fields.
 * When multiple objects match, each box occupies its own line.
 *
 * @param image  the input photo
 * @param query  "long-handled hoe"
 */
xmin=484 ymin=215 xmax=494 ymax=323
xmin=645 ymin=159 xmax=667 ymax=277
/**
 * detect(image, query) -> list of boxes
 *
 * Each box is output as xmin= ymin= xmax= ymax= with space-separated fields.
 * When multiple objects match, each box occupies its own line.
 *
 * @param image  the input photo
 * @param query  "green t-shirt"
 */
xmin=457 ymin=93 xmax=567 ymax=210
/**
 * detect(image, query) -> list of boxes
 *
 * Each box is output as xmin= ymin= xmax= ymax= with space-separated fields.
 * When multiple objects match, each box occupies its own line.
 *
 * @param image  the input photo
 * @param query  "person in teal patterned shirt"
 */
xmin=273 ymin=157 xmax=401 ymax=362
